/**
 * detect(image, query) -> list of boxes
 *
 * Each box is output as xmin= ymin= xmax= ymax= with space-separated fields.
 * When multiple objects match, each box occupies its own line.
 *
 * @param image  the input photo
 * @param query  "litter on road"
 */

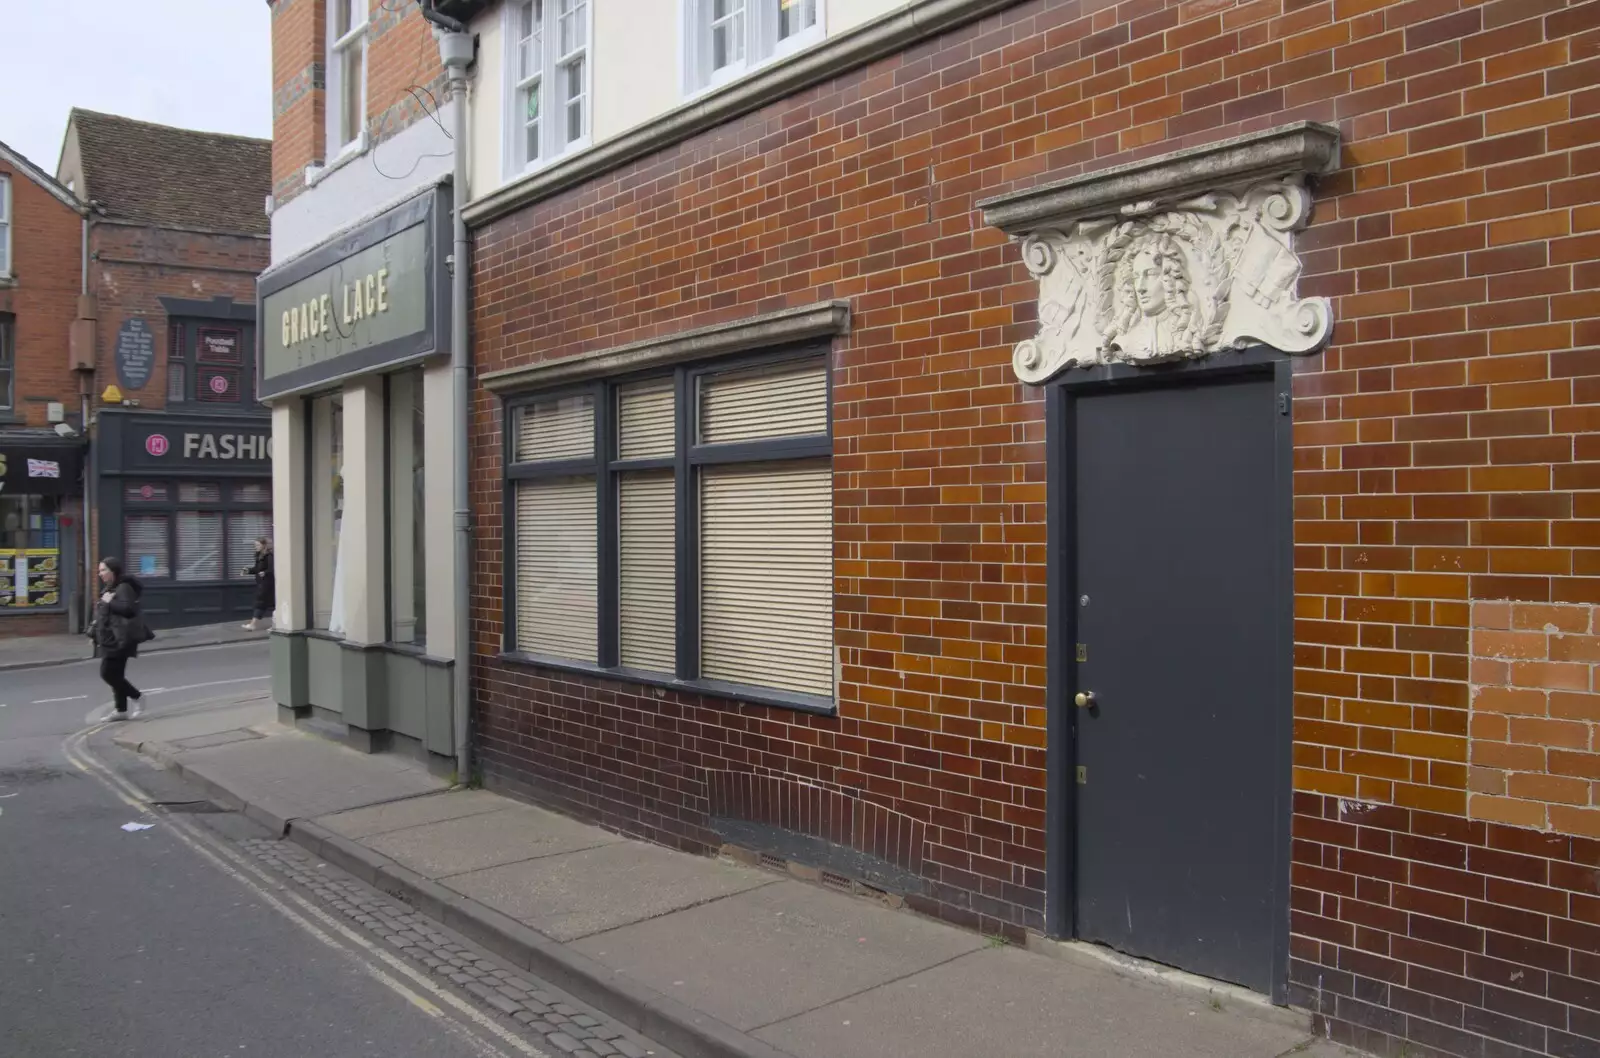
xmin=120 ymin=822 xmax=155 ymax=832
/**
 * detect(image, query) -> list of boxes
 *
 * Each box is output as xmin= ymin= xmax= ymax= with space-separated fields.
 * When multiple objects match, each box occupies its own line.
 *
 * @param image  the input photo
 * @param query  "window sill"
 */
xmin=0 ymin=606 xmax=68 ymax=616
xmin=307 ymin=136 xmax=368 ymax=188
xmin=504 ymin=138 xmax=594 ymax=188
xmin=497 ymin=651 xmax=837 ymax=717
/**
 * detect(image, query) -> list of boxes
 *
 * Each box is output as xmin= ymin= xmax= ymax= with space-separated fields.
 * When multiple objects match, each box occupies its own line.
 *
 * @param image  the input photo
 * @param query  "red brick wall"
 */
xmin=269 ymin=0 xmax=445 ymax=208
xmin=88 ymin=222 xmax=267 ymax=412
xmin=0 ymin=161 xmax=84 ymax=425
xmin=469 ymin=1 xmax=1600 ymax=1055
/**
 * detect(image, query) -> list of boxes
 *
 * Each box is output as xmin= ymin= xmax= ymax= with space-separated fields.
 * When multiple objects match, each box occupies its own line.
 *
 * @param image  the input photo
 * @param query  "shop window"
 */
xmin=167 ymin=319 xmax=255 ymax=407
xmin=176 ymin=510 xmax=224 ymax=581
xmin=328 ymin=0 xmax=368 ymax=156
xmin=0 ymin=314 xmax=13 ymax=411
xmin=234 ymin=482 xmax=271 ymax=504
xmin=127 ymin=514 xmax=171 ymax=580
xmin=683 ymin=0 xmax=821 ymax=95
xmin=503 ymin=0 xmax=590 ymax=177
xmin=311 ymin=393 xmax=345 ymax=631
xmin=125 ymin=482 xmax=171 ymax=504
xmin=229 ymin=511 xmax=272 ymax=580
xmin=0 ymin=493 xmax=63 ymax=608
xmin=505 ymin=352 xmax=833 ymax=706
xmin=387 ymin=370 xmax=426 ymax=646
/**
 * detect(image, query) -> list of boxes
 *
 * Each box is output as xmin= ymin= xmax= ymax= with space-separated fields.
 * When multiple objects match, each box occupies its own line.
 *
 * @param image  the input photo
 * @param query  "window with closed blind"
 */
xmin=503 ymin=351 xmax=833 ymax=711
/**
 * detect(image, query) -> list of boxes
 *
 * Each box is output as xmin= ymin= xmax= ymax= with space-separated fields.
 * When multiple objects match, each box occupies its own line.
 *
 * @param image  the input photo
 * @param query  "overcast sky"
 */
xmin=0 ymin=0 xmax=272 ymax=173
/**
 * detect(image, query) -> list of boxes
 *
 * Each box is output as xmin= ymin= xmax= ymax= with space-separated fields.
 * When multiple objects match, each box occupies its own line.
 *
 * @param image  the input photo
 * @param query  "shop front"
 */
xmin=258 ymin=184 xmax=456 ymax=767
xmin=94 ymin=410 xmax=272 ymax=629
xmin=0 ymin=429 xmax=85 ymax=635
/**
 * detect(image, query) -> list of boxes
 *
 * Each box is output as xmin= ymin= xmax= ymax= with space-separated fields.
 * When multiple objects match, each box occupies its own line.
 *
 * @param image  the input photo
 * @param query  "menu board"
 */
xmin=0 ymin=549 xmax=62 ymax=608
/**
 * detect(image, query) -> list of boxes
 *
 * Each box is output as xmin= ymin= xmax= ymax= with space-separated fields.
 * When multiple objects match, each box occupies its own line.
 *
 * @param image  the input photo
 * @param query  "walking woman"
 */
xmin=93 ymin=558 xmax=149 ymax=720
xmin=242 ymin=536 xmax=275 ymax=631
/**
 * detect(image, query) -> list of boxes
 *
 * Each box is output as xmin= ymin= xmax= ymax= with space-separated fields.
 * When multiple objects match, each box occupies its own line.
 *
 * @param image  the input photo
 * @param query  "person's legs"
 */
xmin=100 ymin=655 xmax=130 ymax=713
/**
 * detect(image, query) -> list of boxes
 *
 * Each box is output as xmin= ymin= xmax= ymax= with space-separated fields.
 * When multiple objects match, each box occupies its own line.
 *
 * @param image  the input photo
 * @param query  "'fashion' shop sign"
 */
xmin=256 ymin=186 xmax=450 ymax=401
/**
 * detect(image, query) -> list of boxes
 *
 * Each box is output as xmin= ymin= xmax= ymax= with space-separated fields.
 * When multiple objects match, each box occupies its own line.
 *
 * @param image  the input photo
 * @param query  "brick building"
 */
xmin=443 ymin=1 xmax=1600 ymax=1056
xmin=0 ymin=140 xmax=91 ymax=636
xmin=56 ymin=110 xmax=274 ymax=628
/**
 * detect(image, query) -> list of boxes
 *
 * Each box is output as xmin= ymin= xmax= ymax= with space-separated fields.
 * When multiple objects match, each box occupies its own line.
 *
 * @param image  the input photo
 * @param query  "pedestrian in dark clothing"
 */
xmin=242 ymin=537 xmax=275 ymax=631
xmin=93 ymin=557 xmax=149 ymax=720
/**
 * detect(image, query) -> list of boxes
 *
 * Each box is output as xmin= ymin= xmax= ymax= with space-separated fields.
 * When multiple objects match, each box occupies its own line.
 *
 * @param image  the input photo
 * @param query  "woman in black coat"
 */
xmin=243 ymin=537 xmax=275 ymax=631
xmin=93 ymin=557 xmax=147 ymax=720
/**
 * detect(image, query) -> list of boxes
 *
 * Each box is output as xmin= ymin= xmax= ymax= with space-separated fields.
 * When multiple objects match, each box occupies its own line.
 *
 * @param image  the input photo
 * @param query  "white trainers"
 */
xmin=107 ymin=710 xmax=130 ymax=722
xmin=241 ymin=620 xmax=258 ymax=631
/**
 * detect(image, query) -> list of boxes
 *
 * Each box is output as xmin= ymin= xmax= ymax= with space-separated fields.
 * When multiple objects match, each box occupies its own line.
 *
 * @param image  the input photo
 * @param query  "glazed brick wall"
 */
xmin=0 ymin=161 xmax=84 ymax=425
xmin=468 ymin=0 xmax=1600 ymax=1054
xmin=88 ymin=222 xmax=268 ymax=414
xmin=269 ymin=0 xmax=446 ymax=208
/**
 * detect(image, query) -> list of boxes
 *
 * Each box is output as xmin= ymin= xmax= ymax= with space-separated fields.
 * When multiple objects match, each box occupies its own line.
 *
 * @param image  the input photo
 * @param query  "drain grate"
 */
xmin=758 ymin=851 xmax=787 ymax=872
xmin=821 ymin=869 xmax=853 ymax=892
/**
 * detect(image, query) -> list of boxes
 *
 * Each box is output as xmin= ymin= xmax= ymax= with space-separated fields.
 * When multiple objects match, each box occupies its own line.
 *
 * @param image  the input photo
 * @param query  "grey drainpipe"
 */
xmin=80 ymin=210 xmax=92 ymax=631
xmin=420 ymin=1 xmax=474 ymax=786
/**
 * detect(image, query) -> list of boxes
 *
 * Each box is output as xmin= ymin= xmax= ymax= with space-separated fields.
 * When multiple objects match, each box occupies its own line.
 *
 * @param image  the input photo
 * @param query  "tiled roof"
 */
xmin=71 ymin=109 xmax=270 ymax=237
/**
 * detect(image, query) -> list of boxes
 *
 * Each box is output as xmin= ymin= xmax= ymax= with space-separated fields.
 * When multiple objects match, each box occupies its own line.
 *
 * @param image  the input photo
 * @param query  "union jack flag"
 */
xmin=27 ymin=459 xmax=60 ymax=479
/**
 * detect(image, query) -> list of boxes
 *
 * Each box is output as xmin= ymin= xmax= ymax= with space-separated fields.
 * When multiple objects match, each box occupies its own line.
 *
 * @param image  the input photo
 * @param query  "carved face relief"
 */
xmin=1003 ymin=178 xmax=1336 ymax=384
xmin=1131 ymin=249 xmax=1166 ymax=317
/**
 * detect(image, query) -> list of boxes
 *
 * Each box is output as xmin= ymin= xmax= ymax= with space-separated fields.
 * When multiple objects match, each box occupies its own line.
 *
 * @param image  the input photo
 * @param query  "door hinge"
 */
xmin=1076 ymin=766 xmax=1087 ymax=785
xmin=1277 ymin=392 xmax=1290 ymax=416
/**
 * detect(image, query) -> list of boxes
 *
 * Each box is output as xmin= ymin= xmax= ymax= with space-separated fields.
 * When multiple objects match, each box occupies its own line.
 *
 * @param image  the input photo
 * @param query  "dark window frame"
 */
xmin=121 ymin=477 xmax=270 ymax=585
xmin=0 ymin=313 xmax=14 ymax=412
xmin=166 ymin=317 xmax=257 ymax=409
xmin=500 ymin=343 xmax=835 ymax=715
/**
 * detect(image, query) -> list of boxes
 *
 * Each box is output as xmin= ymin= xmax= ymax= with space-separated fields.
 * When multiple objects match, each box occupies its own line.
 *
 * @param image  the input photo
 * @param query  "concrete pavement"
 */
xmin=0 ymin=618 xmax=270 ymax=671
xmin=113 ymin=696 xmax=1360 ymax=1058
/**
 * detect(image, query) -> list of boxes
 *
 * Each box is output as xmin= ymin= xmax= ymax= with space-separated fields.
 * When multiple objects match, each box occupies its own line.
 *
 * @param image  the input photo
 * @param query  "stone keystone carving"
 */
xmin=979 ymin=122 xmax=1340 ymax=385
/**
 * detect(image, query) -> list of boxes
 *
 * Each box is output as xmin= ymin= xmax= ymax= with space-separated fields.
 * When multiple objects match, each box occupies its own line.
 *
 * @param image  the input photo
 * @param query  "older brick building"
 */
xmin=451 ymin=0 xmax=1600 ymax=1055
xmin=0 ymin=140 xmax=90 ymax=635
xmin=56 ymin=110 xmax=274 ymax=628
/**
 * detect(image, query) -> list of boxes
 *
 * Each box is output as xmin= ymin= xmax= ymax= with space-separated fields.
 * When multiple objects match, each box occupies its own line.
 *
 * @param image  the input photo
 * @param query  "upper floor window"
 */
xmin=685 ymin=0 xmax=820 ymax=93
xmin=167 ymin=318 xmax=257 ymax=409
xmin=327 ymin=0 xmax=368 ymax=157
xmin=0 ymin=176 xmax=11 ymax=276
xmin=0 ymin=315 xmax=13 ymax=411
xmin=504 ymin=0 xmax=590 ymax=176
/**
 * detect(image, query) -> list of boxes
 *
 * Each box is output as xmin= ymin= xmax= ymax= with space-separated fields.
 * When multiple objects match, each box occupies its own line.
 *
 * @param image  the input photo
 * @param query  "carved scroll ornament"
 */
xmin=1009 ymin=179 xmax=1332 ymax=384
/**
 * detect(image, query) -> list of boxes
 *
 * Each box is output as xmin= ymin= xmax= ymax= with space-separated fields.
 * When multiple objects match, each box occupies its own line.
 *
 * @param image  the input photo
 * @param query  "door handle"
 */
xmin=1074 ymin=691 xmax=1097 ymax=708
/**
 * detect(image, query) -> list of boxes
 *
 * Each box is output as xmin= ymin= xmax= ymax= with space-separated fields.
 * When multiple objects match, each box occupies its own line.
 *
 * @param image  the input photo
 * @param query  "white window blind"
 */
xmin=699 ymin=359 xmax=827 ymax=443
xmin=517 ymin=394 xmax=594 ymax=462
xmin=515 ymin=477 xmax=597 ymax=661
xmin=618 ymin=379 xmax=675 ymax=459
xmin=233 ymin=483 xmax=272 ymax=504
xmin=127 ymin=515 xmax=170 ymax=579
xmin=229 ymin=512 xmax=272 ymax=580
xmin=619 ymin=470 xmax=675 ymax=671
xmin=176 ymin=511 xmax=224 ymax=582
xmin=179 ymin=482 xmax=223 ymax=504
xmin=700 ymin=460 xmax=832 ymax=696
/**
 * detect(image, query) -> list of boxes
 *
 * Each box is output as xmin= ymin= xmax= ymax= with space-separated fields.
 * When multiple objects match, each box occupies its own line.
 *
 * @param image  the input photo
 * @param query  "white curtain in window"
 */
xmin=176 ymin=511 xmax=225 ymax=582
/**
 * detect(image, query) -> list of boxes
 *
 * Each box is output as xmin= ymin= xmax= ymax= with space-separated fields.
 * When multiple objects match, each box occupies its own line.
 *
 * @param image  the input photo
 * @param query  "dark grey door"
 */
xmin=1072 ymin=373 xmax=1285 ymax=994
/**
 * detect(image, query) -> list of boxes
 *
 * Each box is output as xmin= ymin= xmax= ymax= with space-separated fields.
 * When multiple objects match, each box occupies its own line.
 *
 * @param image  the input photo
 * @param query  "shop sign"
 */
xmin=0 ymin=450 xmax=81 ymax=494
xmin=256 ymin=187 xmax=448 ymax=400
xmin=141 ymin=431 xmax=272 ymax=462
